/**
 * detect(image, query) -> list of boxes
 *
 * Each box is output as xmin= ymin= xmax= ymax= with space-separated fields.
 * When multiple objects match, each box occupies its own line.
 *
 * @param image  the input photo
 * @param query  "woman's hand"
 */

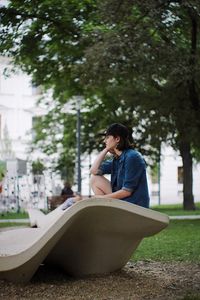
xmin=90 ymin=148 xmax=108 ymax=175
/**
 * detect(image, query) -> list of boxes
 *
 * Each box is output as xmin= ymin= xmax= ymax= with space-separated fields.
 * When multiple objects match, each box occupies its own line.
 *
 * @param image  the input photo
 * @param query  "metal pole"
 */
xmin=158 ymin=144 xmax=161 ymax=205
xmin=88 ymin=152 xmax=91 ymax=197
xmin=76 ymin=97 xmax=82 ymax=194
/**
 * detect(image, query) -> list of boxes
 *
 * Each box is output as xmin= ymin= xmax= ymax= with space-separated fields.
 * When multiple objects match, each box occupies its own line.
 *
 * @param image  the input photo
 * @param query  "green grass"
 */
xmin=0 ymin=209 xmax=49 ymax=219
xmin=0 ymin=211 xmax=29 ymax=219
xmin=151 ymin=202 xmax=200 ymax=216
xmin=0 ymin=222 xmax=29 ymax=228
xmin=132 ymin=219 xmax=200 ymax=262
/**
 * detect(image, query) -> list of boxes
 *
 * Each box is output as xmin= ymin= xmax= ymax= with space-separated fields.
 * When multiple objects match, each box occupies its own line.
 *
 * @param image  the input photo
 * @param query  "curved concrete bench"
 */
xmin=0 ymin=198 xmax=169 ymax=282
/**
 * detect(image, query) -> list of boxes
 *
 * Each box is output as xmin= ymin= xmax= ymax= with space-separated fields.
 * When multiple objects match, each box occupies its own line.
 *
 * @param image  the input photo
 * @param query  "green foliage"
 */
xmin=31 ymin=100 xmax=77 ymax=181
xmin=31 ymin=159 xmax=45 ymax=175
xmin=82 ymin=0 xmax=200 ymax=147
xmin=0 ymin=161 xmax=6 ymax=181
xmin=0 ymin=223 xmax=29 ymax=228
xmin=81 ymin=1 xmax=200 ymax=209
xmin=0 ymin=0 xmax=97 ymax=98
xmin=132 ymin=220 xmax=200 ymax=262
xmin=0 ymin=212 xmax=28 ymax=219
xmin=152 ymin=202 xmax=200 ymax=216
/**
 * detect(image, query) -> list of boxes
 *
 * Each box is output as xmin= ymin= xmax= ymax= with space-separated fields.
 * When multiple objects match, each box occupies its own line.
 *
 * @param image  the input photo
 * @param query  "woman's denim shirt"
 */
xmin=99 ymin=149 xmax=150 ymax=208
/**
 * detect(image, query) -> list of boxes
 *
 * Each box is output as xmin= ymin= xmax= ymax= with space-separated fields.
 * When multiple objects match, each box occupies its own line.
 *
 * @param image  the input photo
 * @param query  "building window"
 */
xmin=178 ymin=166 xmax=183 ymax=184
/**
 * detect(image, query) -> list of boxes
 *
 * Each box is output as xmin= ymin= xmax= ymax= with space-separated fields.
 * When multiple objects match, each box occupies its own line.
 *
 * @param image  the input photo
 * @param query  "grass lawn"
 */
xmin=151 ymin=202 xmax=200 ymax=216
xmin=0 ymin=211 xmax=28 ymax=219
xmin=132 ymin=219 xmax=200 ymax=262
xmin=0 ymin=222 xmax=29 ymax=228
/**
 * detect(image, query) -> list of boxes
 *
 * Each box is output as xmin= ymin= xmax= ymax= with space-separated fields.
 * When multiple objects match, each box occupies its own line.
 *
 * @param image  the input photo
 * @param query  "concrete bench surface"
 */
xmin=0 ymin=198 xmax=169 ymax=283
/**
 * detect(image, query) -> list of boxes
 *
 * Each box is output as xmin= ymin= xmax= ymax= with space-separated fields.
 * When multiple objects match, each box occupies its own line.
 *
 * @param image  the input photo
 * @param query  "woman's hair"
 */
xmin=105 ymin=123 xmax=133 ymax=150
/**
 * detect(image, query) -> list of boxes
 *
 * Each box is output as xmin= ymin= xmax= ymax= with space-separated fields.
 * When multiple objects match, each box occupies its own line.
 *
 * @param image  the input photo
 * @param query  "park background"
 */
xmin=0 ymin=0 xmax=200 ymax=213
xmin=0 ymin=1 xmax=200 ymax=299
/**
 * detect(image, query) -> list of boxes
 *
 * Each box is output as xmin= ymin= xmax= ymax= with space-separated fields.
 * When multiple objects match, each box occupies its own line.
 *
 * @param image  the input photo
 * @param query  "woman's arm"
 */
xmin=90 ymin=148 xmax=108 ymax=175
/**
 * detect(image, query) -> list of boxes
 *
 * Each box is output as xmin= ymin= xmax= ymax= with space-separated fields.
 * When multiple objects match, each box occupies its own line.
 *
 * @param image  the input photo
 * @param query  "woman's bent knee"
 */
xmin=90 ymin=174 xmax=108 ymax=186
xmin=90 ymin=174 xmax=98 ymax=186
xmin=90 ymin=174 xmax=112 ymax=195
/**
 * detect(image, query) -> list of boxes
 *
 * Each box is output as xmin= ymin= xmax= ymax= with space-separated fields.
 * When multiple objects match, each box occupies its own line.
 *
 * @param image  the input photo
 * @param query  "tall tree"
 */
xmin=80 ymin=0 xmax=200 ymax=209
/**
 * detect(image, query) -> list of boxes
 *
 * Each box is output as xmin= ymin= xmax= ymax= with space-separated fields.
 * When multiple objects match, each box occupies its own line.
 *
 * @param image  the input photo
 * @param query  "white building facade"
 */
xmin=0 ymin=57 xmax=60 ymax=211
xmin=149 ymin=145 xmax=200 ymax=206
xmin=0 ymin=57 xmax=34 ymax=158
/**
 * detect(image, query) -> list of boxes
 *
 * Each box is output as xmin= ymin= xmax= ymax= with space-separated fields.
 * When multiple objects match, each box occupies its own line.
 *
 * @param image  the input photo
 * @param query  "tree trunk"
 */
xmin=179 ymin=142 xmax=195 ymax=210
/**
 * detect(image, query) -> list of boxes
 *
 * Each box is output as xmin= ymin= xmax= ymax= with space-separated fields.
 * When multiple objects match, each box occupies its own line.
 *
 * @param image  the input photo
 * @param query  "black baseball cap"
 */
xmin=105 ymin=123 xmax=129 ymax=138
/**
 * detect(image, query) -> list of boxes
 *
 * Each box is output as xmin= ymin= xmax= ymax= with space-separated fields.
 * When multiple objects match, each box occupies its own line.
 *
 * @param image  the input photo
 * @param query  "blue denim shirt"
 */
xmin=99 ymin=149 xmax=150 ymax=208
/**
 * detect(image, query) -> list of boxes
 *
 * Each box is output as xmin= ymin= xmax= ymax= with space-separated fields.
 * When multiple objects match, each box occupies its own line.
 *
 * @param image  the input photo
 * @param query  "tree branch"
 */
xmin=0 ymin=6 xmax=74 ymax=35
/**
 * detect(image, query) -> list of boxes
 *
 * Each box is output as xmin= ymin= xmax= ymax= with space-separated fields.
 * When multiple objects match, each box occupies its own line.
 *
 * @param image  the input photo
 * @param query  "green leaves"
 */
xmin=0 ymin=161 xmax=6 ymax=181
xmin=31 ymin=159 xmax=45 ymax=175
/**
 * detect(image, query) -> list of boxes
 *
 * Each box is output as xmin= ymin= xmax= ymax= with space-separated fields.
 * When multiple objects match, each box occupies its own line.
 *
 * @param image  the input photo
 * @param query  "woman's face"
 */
xmin=104 ymin=135 xmax=120 ymax=152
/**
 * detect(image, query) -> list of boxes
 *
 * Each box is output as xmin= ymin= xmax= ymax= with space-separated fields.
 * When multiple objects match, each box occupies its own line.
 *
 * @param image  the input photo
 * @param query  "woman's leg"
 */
xmin=90 ymin=175 xmax=112 ymax=195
